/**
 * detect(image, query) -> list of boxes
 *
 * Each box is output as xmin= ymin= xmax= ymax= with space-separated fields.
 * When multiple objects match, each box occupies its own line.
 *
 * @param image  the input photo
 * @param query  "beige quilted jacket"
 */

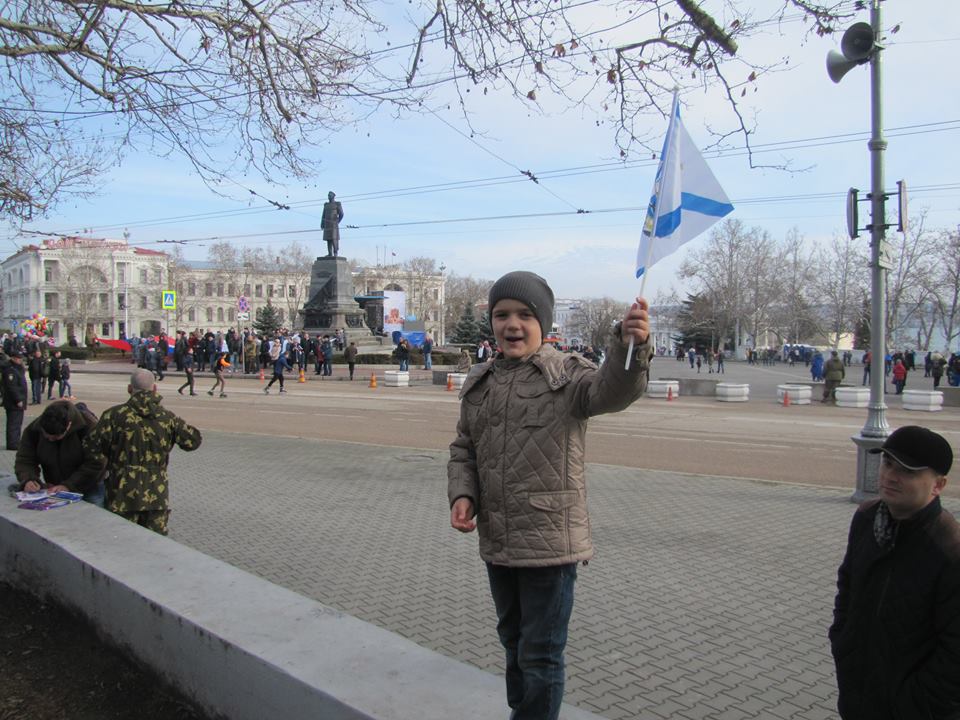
xmin=448 ymin=333 xmax=652 ymax=567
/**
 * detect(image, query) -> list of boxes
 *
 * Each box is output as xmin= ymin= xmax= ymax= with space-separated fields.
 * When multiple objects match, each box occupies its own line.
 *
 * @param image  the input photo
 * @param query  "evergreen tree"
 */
xmin=452 ymin=304 xmax=483 ymax=345
xmin=253 ymin=300 xmax=282 ymax=337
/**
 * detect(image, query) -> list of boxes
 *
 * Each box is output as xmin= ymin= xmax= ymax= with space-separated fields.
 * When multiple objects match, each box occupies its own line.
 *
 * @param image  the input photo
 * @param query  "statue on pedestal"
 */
xmin=322 ymin=191 xmax=344 ymax=257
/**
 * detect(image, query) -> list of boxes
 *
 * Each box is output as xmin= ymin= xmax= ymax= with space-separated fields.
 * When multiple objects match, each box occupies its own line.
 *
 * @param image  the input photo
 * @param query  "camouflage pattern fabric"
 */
xmin=84 ymin=391 xmax=201 ymax=515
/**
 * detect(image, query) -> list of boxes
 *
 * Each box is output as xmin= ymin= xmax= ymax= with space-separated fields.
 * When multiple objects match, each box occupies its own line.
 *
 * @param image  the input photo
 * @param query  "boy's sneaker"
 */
xmin=279 ymin=388 xmax=287 ymax=394
xmin=219 ymin=393 xmax=227 ymax=398
xmin=263 ymin=388 xmax=270 ymax=395
xmin=207 ymin=390 xmax=214 ymax=396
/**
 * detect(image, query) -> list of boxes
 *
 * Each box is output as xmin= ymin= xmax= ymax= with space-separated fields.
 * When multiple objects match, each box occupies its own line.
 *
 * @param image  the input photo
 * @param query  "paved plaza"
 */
xmin=4 ymin=359 xmax=959 ymax=719
xmin=87 ymin=430 xmax=954 ymax=720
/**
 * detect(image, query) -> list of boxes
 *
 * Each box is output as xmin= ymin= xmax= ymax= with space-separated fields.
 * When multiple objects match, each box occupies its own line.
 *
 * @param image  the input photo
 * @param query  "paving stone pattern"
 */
xmin=158 ymin=431 xmax=960 ymax=720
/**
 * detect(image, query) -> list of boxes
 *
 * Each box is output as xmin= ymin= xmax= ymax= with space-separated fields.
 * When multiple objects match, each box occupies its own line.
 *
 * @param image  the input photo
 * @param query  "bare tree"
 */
xmin=53 ymin=245 xmax=112 ymax=341
xmin=931 ymin=228 xmax=960 ymax=353
xmin=444 ymin=272 xmax=493 ymax=336
xmin=572 ymin=297 xmax=623 ymax=350
xmin=2 ymin=0 xmax=849 ymax=221
xmin=812 ymin=233 xmax=868 ymax=349
xmin=770 ymin=227 xmax=819 ymax=345
xmin=275 ymin=240 xmax=312 ymax=323
xmin=885 ymin=211 xmax=936 ymax=350
xmin=680 ymin=219 xmax=775 ymax=352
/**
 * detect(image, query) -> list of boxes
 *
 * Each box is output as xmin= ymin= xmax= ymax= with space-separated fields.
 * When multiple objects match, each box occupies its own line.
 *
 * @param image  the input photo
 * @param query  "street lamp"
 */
xmin=827 ymin=0 xmax=900 ymax=502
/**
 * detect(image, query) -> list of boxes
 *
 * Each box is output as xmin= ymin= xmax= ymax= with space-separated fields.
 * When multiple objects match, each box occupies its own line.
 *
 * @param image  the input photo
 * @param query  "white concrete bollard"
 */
xmin=836 ymin=386 xmax=870 ymax=408
xmin=647 ymin=380 xmax=680 ymax=399
xmin=902 ymin=389 xmax=943 ymax=412
xmin=716 ymin=383 xmax=750 ymax=402
xmin=447 ymin=373 xmax=468 ymax=389
xmin=383 ymin=370 xmax=410 ymax=387
xmin=777 ymin=384 xmax=812 ymax=405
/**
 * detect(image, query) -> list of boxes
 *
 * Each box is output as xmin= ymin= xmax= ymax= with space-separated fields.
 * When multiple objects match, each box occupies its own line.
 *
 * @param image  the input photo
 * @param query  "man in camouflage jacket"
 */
xmin=84 ymin=369 xmax=201 ymax=535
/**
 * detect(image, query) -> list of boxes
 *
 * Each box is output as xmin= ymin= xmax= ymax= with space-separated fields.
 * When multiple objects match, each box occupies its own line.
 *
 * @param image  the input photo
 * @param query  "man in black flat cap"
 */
xmin=829 ymin=425 xmax=960 ymax=720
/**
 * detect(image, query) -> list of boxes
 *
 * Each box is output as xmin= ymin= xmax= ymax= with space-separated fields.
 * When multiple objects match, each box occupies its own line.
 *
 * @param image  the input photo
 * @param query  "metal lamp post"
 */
xmin=827 ymin=0 xmax=894 ymax=502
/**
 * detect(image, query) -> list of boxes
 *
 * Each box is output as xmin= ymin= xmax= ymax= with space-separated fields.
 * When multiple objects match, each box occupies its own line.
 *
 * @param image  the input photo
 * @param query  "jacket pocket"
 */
xmin=529 ymin=490 xmax=579 ymax=513
xmin=516 ymin=383 xmax=554 ymax=427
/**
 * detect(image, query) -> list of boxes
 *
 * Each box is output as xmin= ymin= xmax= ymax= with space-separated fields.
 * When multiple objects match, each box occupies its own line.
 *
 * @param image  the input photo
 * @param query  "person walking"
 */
xmin=715 ymin=348 xmax=724 ymax=373
xmin=422 ymin=334 xmax=434 ymax=370
xmin=177 ymin=348 xmax=197 ymax=396
xmin=861 ymin=350 xmax=871 ymax=386
xmin=822 ymin=350 xmax=845 ymax=403
xmin=2 ymin=351 xmax=28 ymax=450
xmin=931 ymin=351 xmax=946 ymax=389
xmin=59 ymin=358 xmax=72 ymax=398
xmin=395 ymin=338 xmax=410 ymax=371
xmin=829 ymin=426 xmax=960 ymax=719
xmin=27 ymin=349 xmax=45 ymax=405
xmin=83 ymin=369 xmax=202 ymax=535
xmin=344 ymin=342 xmax=359 ymax=380
xmin=892 ymin=358 xmax=907 ymax=394
xmin=208 ymin=352 xmax=230 ymax=398
xmin=46 ymin=350 xmax=61 ymax=401
xmin=264 ymin=351 xmax=292 ymax=394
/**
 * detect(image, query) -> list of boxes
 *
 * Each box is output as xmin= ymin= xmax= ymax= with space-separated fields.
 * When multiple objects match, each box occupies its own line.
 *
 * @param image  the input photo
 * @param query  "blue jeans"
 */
xmin=486 ymin=562 xmax=577 ymax=720
xmin=31 ymin=378 xmax=42 ymax=403
xmin=399 ymin=359 xmax=409 ymax=371
xmin=423 ymin=352 xmax=432 ymax=369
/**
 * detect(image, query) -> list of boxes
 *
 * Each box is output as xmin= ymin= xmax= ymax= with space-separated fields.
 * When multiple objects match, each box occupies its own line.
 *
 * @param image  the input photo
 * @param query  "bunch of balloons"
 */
xmin=19 ymin=313 xmax=49 ymax=336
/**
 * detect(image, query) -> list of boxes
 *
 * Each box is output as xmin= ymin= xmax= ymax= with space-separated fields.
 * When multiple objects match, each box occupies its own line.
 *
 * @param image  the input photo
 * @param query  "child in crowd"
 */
xmin=448 ymin=270 xmax=652 ymax=719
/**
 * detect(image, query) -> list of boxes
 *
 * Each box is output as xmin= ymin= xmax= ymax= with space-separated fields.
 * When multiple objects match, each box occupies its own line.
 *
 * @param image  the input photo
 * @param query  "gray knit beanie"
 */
xmin=488 ymin=271 xmax=555 ymax=337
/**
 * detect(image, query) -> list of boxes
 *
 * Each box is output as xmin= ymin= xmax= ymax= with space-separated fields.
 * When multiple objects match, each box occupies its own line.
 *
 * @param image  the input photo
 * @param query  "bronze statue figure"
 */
xmin=321 ymin=191 xmax=344 ymax=257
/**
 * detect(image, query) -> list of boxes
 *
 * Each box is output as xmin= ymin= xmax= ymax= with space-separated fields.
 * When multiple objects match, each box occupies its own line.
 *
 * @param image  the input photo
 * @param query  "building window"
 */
xmin=243 ymin=284 xmax=251 ymax=296
xmin=140 ymin=268 xmax=148 ymax=283
xmin=205 ymin=282 xmax=213 ymax=297
xmin=140 ymin=295 xmax=148 ymax=309
xmin=188 ymin=308 xmax=196 ymax=322
xmin=101 ymin=322 xmax=111 ymax=337
xmin=99 ymin=293 xmax=108 ymax=309
xmin=228 ymin=308 xmax=235 ymax=322
xmin=118 ymin=293 xmax=126 ymax=309
xmin=153 ymin=269 xmax=162 ymax=284
xmin=216 ymin=283 xmax=224 ymax=297
xmin=217 ymin=307 xmax=224 ymax=322
xmin=44 ymin=261 xmax=56 ymax=283
xmin=267 ymin=284 xmax=274 ymax=298
xmin=188 ymin=282 xmax=196 ymax=296
xmin=206 ymin=307 xmax=213 ymax=322
xmin=44 ymin=292 xmax=58 ymax=311
xmin=228 ymin=283 xmax=235 ymax=296
xmin=118 ymin=265 xmax=125 ymax=284
xmin=288 ymin=285 xmax=296 ymax=298
xmin=255 ymin=284 xmax=263 ymax=298
xmin=276 ymin=285 xmax=284 ymax=297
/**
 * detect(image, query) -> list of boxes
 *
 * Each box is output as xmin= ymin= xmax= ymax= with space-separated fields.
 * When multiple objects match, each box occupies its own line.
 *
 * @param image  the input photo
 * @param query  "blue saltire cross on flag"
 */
xmin=635 ymin=92 xmax=734 ymax=278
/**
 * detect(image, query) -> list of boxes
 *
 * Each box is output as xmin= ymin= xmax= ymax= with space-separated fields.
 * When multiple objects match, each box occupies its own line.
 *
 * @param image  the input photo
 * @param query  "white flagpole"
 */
xmin=626 ymin=90 xmax=679 ymax=371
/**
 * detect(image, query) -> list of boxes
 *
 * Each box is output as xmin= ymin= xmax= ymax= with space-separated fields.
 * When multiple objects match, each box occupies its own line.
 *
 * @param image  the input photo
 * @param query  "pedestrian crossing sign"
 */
xmin=162 ymin=290 xmax=177 ymax=310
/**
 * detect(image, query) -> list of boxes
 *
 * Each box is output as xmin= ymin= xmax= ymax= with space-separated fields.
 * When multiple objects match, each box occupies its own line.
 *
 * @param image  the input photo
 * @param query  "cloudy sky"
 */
xmin=6 ymin=1 xmax=957 ymax=303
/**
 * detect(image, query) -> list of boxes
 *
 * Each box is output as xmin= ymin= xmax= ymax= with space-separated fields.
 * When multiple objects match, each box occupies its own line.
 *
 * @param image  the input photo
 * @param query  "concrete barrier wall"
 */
xmin=0 ymin=496 xmax=598 ymax=720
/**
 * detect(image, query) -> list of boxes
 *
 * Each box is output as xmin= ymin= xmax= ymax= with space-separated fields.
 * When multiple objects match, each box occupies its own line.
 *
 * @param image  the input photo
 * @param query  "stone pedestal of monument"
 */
xmin=300 ymin=257 xmax=371 ymax=340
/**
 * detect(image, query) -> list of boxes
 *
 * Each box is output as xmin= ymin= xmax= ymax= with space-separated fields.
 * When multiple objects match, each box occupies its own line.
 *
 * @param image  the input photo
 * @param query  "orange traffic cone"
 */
xmin=298 ymin=368 xmax=306 ymax=383
xmin=782 ymin=390 xmax=791 ymax=407
xmin=667 ymin=385 xmax=674 ymax=402
xmin=369 ymin=373 xmax=377 ymax=389
xmin=446 ymin=374 xmax=454 ymax=391
xmin=259 ymin=367 xmax=265 ymax=382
